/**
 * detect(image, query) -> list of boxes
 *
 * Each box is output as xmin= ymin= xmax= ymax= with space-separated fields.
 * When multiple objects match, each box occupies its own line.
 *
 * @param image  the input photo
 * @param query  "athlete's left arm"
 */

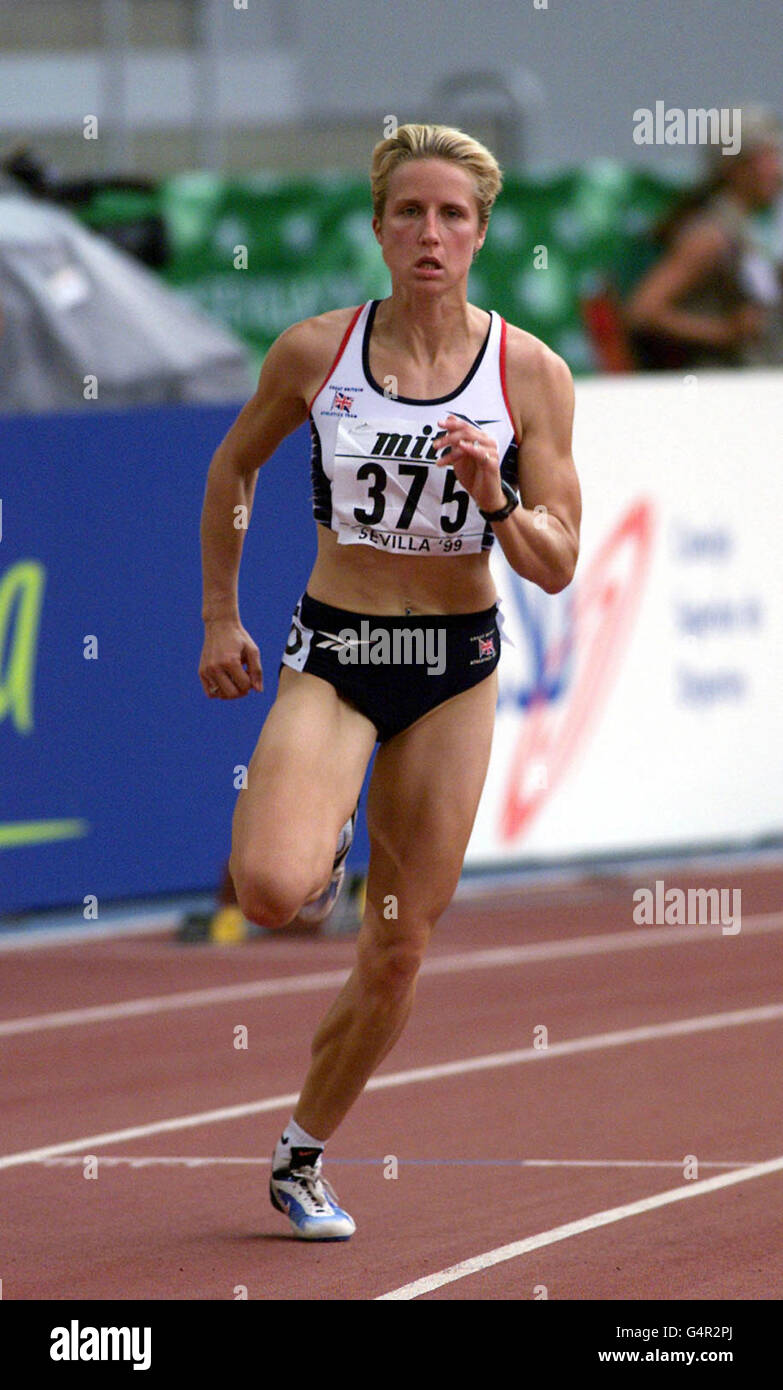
xmin=434 ymin=335 xmax=581 ymax=593
xmin=493 ymin=337 xmax=581 ymax=594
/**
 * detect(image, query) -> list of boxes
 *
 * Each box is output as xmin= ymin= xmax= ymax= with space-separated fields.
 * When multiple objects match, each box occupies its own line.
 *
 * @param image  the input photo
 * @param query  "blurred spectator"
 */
xmin=0 ymin=175 xmax=254 ymax=414
xmin=625 ymin=106 xmax=783 ymax=369
xmin=1 ymin=144 xmax=168 ymax=269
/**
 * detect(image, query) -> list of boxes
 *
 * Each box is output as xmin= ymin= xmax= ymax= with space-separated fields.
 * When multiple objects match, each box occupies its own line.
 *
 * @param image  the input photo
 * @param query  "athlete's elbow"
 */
xmin=538 ymin=550 xmax=578 ymax=594
xmin=509 ymin=560 xmax=571 ymax=594
xmin=538 ymin=571 xmax=569 ymax=595
xmin=211 ymin=440 xmax=252 ymax=482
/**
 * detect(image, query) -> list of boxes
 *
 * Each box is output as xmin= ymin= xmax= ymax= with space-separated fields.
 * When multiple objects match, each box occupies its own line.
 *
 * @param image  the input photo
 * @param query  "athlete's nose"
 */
xmin=419 ymin=208 xmax=441 ymax=242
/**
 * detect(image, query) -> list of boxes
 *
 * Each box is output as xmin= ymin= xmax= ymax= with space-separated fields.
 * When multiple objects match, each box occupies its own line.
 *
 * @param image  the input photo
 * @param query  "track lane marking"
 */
xmin=376 ymin=1154 xmax=783 ymax=1299
xmin=0 ymin=969 xmax=350 ymax=1037
xmin=2 ymin=910 xmax=782 ymax=1039
xmin=1 ymin=999 xmax=782 ymax=1172
xmin=33 ymin=1156 xmax=759 ymax=1170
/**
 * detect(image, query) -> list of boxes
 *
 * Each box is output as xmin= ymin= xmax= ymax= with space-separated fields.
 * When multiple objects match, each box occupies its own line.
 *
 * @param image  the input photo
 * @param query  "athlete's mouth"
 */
xmin=415 ymin=256 xmax=443 ymax=269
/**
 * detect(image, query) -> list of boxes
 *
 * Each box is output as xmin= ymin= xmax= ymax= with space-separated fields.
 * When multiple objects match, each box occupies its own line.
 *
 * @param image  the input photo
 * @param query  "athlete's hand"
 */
xmin=432 ymin=414 xmax=506 ymax=513
xmin=199 ymin=618 xmax=263 ymax=699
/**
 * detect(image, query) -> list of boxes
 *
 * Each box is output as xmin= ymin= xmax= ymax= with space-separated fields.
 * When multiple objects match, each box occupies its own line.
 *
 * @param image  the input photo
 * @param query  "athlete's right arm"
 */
xmin=198 ymin=324 xmax=312 ymax=698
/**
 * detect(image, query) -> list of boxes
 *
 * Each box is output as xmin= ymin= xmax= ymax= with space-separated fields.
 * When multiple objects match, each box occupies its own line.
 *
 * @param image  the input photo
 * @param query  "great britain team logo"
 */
xmin=471 ymin=632 xmax=497 ymax=664
xmin=324 ymin=385 xmax=362 ymax=418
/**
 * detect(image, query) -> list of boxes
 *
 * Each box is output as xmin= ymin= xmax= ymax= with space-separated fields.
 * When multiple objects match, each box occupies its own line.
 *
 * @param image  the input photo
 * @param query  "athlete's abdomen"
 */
xmin=307 ymin=524 xmax=497 ymax=616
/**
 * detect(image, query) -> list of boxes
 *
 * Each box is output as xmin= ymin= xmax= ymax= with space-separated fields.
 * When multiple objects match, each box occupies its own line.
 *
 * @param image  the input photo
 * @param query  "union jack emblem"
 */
xmin=333 ymin=391 xmax=354 ymax=413
xmin=477 ymin=634 xmax=496 ymax=660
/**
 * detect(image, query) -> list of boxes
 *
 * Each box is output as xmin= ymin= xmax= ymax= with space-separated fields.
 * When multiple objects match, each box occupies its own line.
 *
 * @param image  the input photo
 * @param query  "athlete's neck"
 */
xmin=374 ymin=290 xmax=481 ymax=364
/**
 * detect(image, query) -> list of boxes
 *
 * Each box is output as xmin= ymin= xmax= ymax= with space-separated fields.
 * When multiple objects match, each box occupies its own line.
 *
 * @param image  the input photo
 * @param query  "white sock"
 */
xmin=274 ymin=1116 xmax=325 ymax=1167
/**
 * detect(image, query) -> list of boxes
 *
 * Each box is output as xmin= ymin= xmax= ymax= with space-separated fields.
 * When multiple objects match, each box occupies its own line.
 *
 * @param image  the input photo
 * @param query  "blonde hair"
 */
xmin=370 ymin=123 xmax=503 ymax=229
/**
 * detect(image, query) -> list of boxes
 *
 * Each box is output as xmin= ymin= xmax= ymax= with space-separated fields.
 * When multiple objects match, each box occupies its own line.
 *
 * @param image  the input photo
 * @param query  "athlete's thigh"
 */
xmin=232 ymin=665 xmax=377 ymax=866
xmin=365 ymin=669 xmax=499 ymax=916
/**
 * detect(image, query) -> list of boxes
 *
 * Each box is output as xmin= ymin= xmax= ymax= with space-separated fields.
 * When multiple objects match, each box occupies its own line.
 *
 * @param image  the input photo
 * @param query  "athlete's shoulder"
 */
xmin=502 ymin=319 xmax=574 ymax=405
xmin=264 ymin=306 xmax=364 ymax=401
xmin=496 ymin=320 xmax=574 ymax=441
xmin=275 ymin=306 xmax=364 ymax=363
xmin=501 ymin=319 xmax=572 ymax=381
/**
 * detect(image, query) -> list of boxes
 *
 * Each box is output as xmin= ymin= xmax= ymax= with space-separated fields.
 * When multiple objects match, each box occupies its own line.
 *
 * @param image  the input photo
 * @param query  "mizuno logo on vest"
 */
xmin=371 ymin=427 xmax=439 ymax=460
xmin=369 ymin=419 xmax=500 ymax=462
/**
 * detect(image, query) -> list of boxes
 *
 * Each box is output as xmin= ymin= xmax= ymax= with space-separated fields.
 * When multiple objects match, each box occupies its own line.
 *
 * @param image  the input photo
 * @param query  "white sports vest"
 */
xmin=308 ymin=300 xmax=519 ymax=556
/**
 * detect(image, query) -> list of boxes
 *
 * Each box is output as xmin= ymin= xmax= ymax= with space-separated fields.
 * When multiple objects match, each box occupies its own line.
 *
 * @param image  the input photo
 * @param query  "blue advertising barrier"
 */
xmin=1 ymin=403 xmax=372 ymax=916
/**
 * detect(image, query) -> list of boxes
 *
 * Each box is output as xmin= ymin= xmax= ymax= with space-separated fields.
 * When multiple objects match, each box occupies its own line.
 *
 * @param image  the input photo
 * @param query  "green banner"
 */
xmin=78 ymin=164 xmax=689 ymax=375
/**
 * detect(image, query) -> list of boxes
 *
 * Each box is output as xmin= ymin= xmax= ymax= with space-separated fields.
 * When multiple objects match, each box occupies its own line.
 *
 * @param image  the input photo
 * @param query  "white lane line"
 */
xmin=1 ymin=999 xmax=782 ymax=1173
xmin=0 ymin=969 xmax=350 ymax=1037
xmin=376 ymin=1154 xmax=783 ymax=1300
xmin=2 ymin=910 xmax=782 ymax=1039
xmin=34 ymin=1156 xmax=757 ymax=1170
xmin=0 ymin=1090 xmax=299 ymax=1173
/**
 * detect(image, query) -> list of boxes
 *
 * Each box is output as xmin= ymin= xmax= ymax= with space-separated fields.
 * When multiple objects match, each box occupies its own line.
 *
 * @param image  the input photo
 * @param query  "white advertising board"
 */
xmin=466 ymin=370 xmax=783 ymax=865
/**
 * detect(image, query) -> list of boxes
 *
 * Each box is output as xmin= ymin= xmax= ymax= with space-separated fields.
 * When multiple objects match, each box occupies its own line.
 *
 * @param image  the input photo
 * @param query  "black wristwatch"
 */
xmin=479 ymin=479 xmax=520 ymax=523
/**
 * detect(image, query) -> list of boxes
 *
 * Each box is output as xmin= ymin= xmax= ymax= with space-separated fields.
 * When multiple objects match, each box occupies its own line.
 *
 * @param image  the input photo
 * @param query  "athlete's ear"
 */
xmin=372 ymin=215 xmax=383 ymax=245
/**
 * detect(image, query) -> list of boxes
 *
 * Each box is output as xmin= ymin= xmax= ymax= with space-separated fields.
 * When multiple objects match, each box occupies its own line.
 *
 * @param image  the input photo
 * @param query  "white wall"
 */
xmin=295 ymin=0 xmax=781 ymax=170
xmin=467 ymin=369 xmax=783 ymax=866
xmin=0 ymin=0 xmax=780 ymax=174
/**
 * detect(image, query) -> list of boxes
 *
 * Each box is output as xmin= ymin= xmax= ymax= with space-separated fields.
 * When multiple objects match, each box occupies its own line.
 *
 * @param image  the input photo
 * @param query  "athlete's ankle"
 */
xmin=273 ymin=1116 xmax=327 ymax=1170
xmin=286 ymin=1116 xmax=326 ymax=1150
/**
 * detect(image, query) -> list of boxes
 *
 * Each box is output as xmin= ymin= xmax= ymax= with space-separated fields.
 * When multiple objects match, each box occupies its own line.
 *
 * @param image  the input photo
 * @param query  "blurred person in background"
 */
xmin=625 ymin=106 xmax=783 ymax=370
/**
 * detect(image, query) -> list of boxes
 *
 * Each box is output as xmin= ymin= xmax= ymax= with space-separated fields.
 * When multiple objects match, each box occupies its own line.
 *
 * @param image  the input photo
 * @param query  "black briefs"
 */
xmin=280 ymin=591 xmax=501 ymax=743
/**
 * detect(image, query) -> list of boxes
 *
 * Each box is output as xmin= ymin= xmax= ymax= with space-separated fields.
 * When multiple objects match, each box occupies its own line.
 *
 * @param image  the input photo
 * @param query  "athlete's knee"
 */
xmin=231 ymin=853 xmax=329 ymax=930
xmin=233 ymin=870 xmax=300 ymax=929
xmin=360 ymin=934 xmax=428 ymax=1003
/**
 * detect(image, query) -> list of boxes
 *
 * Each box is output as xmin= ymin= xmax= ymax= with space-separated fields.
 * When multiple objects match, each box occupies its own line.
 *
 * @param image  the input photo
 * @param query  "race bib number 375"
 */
xmin=332 ymin=417 xmax=488 ymax=554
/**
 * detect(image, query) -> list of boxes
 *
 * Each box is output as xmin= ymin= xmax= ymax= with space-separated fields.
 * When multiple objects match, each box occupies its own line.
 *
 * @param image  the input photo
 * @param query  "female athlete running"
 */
xmin=198 ymin=123 xmax=581 ymax=1240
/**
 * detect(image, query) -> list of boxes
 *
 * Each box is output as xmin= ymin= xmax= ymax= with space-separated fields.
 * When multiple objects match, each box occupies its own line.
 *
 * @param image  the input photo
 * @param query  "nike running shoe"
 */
xmin=295 ymin=808 xmax=357 ymax=925
xmin=269 ymin=1146 xmax=356 ymax=1240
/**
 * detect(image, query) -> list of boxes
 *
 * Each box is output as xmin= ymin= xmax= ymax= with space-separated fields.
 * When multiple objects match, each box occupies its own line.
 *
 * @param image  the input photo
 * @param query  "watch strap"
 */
xmin=479 ymin=478 xmax=520 ymax=523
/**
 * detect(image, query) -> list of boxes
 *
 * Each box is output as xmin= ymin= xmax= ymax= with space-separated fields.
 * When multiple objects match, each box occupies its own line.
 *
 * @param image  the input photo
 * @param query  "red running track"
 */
xmin=2 ymin=861 xmax=782 ymax=1302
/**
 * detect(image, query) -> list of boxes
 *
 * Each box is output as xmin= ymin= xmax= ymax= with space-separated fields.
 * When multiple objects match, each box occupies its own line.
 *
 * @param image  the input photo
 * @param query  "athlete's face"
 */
xmin=373 ymin=158 xmax=486 ymax=287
